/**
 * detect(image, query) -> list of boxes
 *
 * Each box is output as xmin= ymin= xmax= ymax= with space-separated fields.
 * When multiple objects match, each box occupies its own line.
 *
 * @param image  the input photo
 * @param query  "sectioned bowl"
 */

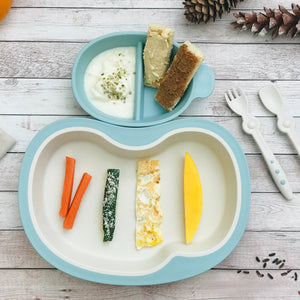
xmin=72 ymin=32 xmax=215 ymax=127
xmin=18 ymin=118 xmax=251 ymax=285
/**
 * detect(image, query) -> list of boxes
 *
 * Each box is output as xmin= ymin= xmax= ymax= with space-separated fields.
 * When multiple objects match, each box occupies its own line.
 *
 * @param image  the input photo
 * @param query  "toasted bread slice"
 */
xmin=143 ymin=24 xmax=174 ymax=88
xmin=155 ymin=41 xmax=205 ymax=111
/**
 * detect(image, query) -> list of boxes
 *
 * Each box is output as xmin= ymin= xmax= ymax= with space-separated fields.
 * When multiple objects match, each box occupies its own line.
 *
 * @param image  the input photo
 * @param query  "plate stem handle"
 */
xmin=190 ymin=65 xmax=215 ymax=101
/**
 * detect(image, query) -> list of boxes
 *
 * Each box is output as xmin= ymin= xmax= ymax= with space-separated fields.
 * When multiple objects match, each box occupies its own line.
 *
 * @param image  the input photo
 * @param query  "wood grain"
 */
xmin=2 ymin=191 xmax=300 ymax=231
xmin=0 ymin=154 xmax=23 ymax=191
xmin=1 ymin=0 xmax=300 ymax=297
xmin=1 ymin=146 xmax=300 ymax=193
xmin=0 ymin=269 xmax=300 ymax=299
xmin=0 ymin=79 xmax=83 ymax=115
xmin=1 ymin=79 xmax=300 ymax=117
xmin=1 ymin=115 xmax=300 ymax=155
xmin=186 ymin=81 xmax=300 ymax=117
xmin=11 ymin=0 xmax=295 ymax=9
xmin=0 ymin=42 xmax=81 ymax=79
xmin=1 ymin=230 xmax=300 ymax=270
xmin=0 ymin=192 xmax=22 ymax=230
xmin=1 ymin=8 xmax=300 ymax=44
xmin=1 ymin=42 xmax=300 ymax=80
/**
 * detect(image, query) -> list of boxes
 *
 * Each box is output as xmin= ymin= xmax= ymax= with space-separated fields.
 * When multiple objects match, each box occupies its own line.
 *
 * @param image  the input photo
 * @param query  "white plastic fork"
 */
xmin=225 ymin=88 xmax=293 ymax=200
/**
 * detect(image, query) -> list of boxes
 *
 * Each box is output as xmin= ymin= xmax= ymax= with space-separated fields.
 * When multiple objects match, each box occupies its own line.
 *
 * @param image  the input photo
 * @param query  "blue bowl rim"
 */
xmin=71 ymin=31 xmax=215 ymax=127
xmin=18 ymin=117 xmax=251 ymax=285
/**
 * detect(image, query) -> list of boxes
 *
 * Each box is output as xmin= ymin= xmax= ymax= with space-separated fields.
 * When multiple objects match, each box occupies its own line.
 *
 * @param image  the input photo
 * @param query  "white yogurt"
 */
xmin=84 ymin=47 xmax=136 ymax=119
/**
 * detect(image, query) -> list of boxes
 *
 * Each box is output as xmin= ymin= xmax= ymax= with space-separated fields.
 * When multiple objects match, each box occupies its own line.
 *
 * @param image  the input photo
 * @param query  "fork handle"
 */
xmin=252 ymin=129 xmax=293 ymax=200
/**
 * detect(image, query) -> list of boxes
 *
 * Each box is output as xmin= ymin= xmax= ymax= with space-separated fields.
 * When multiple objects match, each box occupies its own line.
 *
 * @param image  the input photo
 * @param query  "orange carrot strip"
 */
xmin=63 ymin=172 xmax=92 ymax=229
xmin=59 ymin=156 xmax=76 ymax=217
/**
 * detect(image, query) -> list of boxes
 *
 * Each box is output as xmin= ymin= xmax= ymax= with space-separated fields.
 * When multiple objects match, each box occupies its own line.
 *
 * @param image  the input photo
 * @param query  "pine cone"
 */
xmin=232 ymin=4 xmax=300 ymax=38
xmin=183 ymin=0 xmax=244 ymax=23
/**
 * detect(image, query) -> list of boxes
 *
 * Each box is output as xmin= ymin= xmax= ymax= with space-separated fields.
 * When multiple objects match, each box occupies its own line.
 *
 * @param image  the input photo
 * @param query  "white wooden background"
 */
xmin=1 ymin=0 xmax=300 ymax=298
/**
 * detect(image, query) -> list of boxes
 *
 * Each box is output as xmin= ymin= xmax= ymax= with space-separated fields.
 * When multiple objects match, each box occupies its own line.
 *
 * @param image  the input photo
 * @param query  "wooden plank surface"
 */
xmin=1 ymin=115 xmax=300 ymax=154
xmin=1 ymin=151 xmax=300 ymax=192
xmin=1 ymin=42 xmax=300 ymax=80
xmin=2 ymin=230 xmax=300 ymax=269
xmin=1 ymin=269 xmax=300 ymax=299
xmin=1 ymin=0 xmax=300 ymax=298
xmin=1 ymin=79 xmax=300 ymax=117
xmin=2 ymin=192 xmax=300 ymax=232
xmin=0 ymin=110 xmax=300 ymax=194
xmin=11 ymin=0 xmax=295 ymax=9
xmin=1 ymin=8 xmax=300 ymax=44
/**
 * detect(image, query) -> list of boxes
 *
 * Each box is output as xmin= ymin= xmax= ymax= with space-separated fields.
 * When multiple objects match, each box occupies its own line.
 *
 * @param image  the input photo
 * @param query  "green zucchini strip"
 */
xmin=102 ymin=169 xmax=120 ymax=242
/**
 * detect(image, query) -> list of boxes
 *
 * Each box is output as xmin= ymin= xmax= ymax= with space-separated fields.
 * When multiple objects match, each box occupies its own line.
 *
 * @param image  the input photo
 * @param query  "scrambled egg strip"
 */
xmin=136 ymin=160 xmax=163 ymax=249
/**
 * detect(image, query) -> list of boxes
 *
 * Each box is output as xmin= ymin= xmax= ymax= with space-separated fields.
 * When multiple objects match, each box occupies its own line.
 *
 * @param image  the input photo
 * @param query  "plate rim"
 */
xmin=71 ymin=31 xmax=215 ymax=127
xmin=19 ymin=117 xmax=251 ymax=285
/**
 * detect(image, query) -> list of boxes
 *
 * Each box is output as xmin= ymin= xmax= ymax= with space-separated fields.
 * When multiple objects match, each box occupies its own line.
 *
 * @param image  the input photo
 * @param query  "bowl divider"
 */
xmin=134 ymin=42 xmax=144 ymax=121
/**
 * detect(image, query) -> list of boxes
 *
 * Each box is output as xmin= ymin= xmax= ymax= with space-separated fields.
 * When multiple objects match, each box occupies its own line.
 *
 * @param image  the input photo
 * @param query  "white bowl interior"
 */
xmin=28 ymin=128 xmax=240 ymax=276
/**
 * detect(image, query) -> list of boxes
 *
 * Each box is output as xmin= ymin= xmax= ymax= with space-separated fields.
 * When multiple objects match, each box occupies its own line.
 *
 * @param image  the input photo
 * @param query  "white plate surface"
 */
xmin=28 ymin=127 xmax=240 ymax=276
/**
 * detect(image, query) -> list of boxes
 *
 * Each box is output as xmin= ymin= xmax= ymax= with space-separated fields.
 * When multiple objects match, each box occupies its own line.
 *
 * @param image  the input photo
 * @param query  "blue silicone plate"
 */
xmin=72 ymin=32 xmax=215 ymax=127
xmin=19 ymin=118 xmax=251 ymax=285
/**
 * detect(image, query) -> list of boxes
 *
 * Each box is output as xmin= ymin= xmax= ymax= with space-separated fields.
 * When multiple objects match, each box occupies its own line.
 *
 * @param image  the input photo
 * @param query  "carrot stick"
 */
xmin=63 ymin=172 xmax=92 ymax=229
xmin=59 ymin=156 xmax=76 ymax=217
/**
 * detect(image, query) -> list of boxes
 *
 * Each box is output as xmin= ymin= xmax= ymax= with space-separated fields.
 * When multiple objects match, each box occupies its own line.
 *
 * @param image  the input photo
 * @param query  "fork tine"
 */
xmin=224 ymin=92 xmax=230 ymax=103
xmin=225 ymin=92 xmax=231 ymax=103
xmin=232 ymin=88 xmax=239 ymax=98
xmin=227 ymin=89 xmax=234 ymax=100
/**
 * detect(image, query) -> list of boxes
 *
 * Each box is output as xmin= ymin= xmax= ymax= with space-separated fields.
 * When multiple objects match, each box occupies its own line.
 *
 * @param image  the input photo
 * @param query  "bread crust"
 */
xmin=155 ymin=41 xmax=204 ymax=111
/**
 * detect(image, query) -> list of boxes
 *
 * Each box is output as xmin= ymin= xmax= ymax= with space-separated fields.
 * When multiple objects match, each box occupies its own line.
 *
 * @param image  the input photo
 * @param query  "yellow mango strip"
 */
xmin=184 ymin=152 xmax=203 ymax=244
